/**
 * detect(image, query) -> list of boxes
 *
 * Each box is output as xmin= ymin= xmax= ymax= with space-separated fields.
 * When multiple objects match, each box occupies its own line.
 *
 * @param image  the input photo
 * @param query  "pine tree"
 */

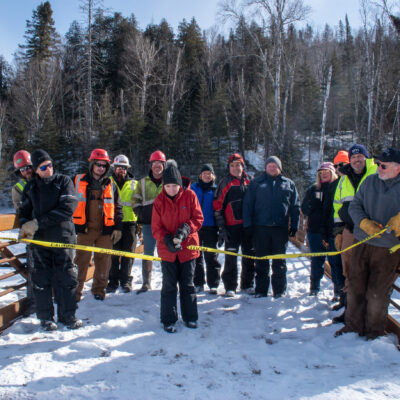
xmin=20 ymin=1 xmax=60 ymax=61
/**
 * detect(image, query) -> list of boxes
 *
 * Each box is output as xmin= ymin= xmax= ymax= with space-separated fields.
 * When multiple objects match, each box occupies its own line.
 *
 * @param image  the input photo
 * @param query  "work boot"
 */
xmin=332 ymin=311 xmax=345 ymax=324
xmin=136 ymin=260 xmax=152 ymax=294
xmin=41 ymin=319 xmax=58 ymax=331
xmin=121 ymin=277 xmax=133 ymax=293
xmin=59 ymin=317 xmax=83 ymax=330
xmin=106 ymin=282 xmax=118 ymax=293
xmin=332 ymin=290 xmax=346 ymax=311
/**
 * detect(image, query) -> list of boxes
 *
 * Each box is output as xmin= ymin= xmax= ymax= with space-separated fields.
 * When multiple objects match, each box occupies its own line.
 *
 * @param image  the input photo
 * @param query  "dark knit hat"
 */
xmin=163 ymin=164 xmax=182 ymax=186
xmin=200 ymin=163 xmax=215 ymax=175
xmin=265 ymin=156 xmax=282 ymax=171
xmin=374 ymin=148 xmax=400 ymax=163
xmin=31 ymin=149 xmax=52 ymax=171
xmin=348 ymin=144 xmax=369 ymax=159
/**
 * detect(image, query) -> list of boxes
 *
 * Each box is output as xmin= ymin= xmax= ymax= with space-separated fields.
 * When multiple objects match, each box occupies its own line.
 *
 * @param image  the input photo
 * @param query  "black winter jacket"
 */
xmin=243 ymin=172 xmax=300 ymax=230
xmin=19 ymin=174 xmax=78 ymax=244
xmin=301 ymin=180 xmax=339 ymax=238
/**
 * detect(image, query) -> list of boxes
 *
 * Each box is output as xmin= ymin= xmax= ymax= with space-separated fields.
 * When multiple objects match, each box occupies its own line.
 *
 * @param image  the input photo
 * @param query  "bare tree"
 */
xmin=12 ymin=59 xmax=60 ymax=140
xmin=219 ymin=0 xmax=310 ymax=156
xmin=319 ymin=64 xmax=332 ymax=162
xmin=123 ymin=32 xmax=160 ymax=115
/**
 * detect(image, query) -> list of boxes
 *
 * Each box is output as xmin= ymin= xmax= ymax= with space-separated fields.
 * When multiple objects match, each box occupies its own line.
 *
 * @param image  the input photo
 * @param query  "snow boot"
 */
xmin=163 ymin=323 xmax=176 ymax=333
xmin=137 ymin=260 xmax=152 ymax=294
xmin=41 ymin=319 xmax=58 ymax=331
xmin=59 ymin=317 xmax=83 ymax=330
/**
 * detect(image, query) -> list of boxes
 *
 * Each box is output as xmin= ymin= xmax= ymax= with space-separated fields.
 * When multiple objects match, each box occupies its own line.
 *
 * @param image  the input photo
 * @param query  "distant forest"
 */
xmin=0 ymin=0 xmax=399 ymax=181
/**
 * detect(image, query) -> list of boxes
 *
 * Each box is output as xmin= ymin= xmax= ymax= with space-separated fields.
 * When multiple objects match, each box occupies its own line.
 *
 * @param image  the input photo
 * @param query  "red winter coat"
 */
xmin=151 ymin=187 xmax=204 ymax=263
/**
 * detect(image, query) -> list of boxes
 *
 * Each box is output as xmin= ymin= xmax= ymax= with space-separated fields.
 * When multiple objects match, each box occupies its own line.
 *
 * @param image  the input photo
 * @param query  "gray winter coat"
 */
xmin=349 ymin=173 xmax=400 ymax=248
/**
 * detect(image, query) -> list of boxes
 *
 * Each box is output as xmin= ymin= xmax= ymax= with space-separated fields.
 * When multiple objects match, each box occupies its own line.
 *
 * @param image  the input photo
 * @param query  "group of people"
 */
xmin=10 ymin=144 xmax=400 ymax=339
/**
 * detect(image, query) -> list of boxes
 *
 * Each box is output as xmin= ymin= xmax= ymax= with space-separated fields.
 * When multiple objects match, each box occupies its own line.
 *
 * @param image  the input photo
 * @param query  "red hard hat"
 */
xmin=13 ymin=150 xmax=32 ymax=169
xmin=149 ymin=150 xmax=166 ymax=163
xmin=88 ymin=148 xmax=110 ymax=162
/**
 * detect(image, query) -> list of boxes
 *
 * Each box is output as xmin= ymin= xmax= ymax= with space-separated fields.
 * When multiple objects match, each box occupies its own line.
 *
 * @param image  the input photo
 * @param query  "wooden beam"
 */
xmin=0 ymin=214 xmax=19 ymax=231
xmin=0 ymin=298 xmax=28 ymax=331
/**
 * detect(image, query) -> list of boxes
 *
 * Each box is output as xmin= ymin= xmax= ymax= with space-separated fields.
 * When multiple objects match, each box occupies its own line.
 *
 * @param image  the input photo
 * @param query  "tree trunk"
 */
xmin=319 ymin=65 xmax=332 ymax=163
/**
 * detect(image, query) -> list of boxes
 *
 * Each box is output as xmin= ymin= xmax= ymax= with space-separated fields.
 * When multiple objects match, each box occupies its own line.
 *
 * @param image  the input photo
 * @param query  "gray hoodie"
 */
xmin=349 ymin=173 xmax=400 ymax=248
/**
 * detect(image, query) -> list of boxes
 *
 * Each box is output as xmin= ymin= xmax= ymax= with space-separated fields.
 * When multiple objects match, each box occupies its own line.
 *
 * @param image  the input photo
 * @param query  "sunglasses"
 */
xmin=115 ymin=165 xmax=127 ymax=170
xmin=376 ymin=161 xmax=388 ymax=170
xmin=94 ymin=162 xmax=108 ymax=169
xmin=19 ymin=165 xmax=32 ymax=173
xmin=39 ymin=162 xmax=52 ymax=171
xmin=334 ymin=163 xmax=346 ymax=168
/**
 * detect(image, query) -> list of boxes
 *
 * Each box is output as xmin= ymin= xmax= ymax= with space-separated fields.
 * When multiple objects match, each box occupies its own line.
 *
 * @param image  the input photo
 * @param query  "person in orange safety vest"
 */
xmin=73 ymin=148 xmax=123 ymax=301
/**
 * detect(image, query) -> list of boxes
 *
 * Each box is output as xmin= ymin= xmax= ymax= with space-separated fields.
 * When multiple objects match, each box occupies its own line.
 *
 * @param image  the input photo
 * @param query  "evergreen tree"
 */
xmin=20 ymin=1 xmax=60 ymax=61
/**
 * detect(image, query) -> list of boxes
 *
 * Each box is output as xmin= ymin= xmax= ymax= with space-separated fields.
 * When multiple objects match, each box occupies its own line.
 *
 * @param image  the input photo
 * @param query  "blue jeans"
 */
xmin=142 ymin=224 xmax=157 ymax=256
xmin=307 ymin=232 xmax=344 ymax=293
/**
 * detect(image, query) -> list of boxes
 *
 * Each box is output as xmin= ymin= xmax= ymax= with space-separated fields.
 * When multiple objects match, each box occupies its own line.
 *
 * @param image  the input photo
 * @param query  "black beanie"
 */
xmin=31 ymin=149 xmax=52 ymax=171
xmin=200 ymin=163 xmax=215 ymax=175
xmin=163 ymin=164 xmax=182 ymax=186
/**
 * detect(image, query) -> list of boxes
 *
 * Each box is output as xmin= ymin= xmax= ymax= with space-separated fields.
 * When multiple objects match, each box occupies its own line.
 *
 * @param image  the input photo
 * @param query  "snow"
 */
xmin=1 ymin=244 xmax=400 ymax=400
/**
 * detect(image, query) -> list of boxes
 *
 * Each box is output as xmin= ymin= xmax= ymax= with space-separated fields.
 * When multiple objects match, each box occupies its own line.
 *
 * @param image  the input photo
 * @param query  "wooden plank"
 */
xmin=0 ymin=298 xmax=28 ymax=331
xmin=0 ymin=271 xmax=18 ymax=281
xmin=0 ymin=283 xmax=26 ymax=298
xmin=0 ymin=247 xmax=27 ymax=278
xmin=0 ymin=214 xmax=19 ymax=231
xmin=386 ymin=315 xmax=400 ymax=350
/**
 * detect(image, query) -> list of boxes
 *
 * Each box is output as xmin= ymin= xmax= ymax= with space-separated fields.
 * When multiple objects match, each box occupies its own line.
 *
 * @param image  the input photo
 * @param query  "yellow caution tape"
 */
xmin=188 ymin=227 xmax=389 ymax=260
xmin=0 ymin=226 xmax=393 ymax=262
xmin=0 ymin=237 xmax=161 ymax=262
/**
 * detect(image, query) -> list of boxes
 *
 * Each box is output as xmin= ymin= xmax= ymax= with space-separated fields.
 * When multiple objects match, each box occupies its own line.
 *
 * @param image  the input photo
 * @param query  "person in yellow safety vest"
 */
xmin=12 ymin=150 xmax=34 ymax=212
xmin=106 ymin=155 xmax=138 ymax=293
xmin=132 ymin=150 xmax=166 ymax=294
xmin=12 ymin=150 xmax=36 ymax=316
xmin=73 ymin=148 xmax=123 ymax=302
xmin=332 ymin=144 xmax=377 ymax=323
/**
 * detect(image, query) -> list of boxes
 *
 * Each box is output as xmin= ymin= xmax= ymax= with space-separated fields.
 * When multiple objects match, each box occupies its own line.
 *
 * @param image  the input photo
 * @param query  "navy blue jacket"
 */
xmin=243 ymin=172 xmax=300 ymax=230
xmin=191 ymin=180 xmax=216 ymax=227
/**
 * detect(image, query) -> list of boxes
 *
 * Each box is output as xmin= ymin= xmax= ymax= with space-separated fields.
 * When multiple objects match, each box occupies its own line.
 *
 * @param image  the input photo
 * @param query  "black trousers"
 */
xmin=222 ymin=225 xmax=255 ymax=291
xmin=161 ymin=258 xmax=198 ymax=325
xmin=253 ymin=226 xmax=289 ymax=296
xmin=31 ymin=245 xmax=78 ymax=321
xmin=109 ymin=223 xmax=137 ymax=285
xmin=194 ymin=226 xmax=221 ymax=288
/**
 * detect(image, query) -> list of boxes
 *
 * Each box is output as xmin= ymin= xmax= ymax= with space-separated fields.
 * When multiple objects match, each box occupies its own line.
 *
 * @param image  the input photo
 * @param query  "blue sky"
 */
xmin=0 ymin=0 xmax=363 ymax=63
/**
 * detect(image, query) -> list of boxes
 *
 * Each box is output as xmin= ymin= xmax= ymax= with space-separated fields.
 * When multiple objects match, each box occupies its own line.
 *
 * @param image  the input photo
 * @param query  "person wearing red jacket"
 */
xmin=213 ymin=153 xmax=255 ymax=297
xmin=151 ymin=162 xmax=204 ymax=333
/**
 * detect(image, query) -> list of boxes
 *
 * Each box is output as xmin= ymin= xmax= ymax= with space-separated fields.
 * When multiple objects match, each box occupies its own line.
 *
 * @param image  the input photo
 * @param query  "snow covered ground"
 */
xmin=1 ymin=244 xmax=400 ymax=400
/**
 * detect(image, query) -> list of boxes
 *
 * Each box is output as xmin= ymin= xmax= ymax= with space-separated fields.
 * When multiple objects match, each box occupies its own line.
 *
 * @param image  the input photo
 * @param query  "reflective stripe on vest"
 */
xmin=73 ymin=174 xmax=115 ymax=227
xmin=111 ymin=177 xmax=137 ymax=222
xmin=14 ymin=179 xmax=27 ymax=194
xmin=333 ymin=159 xmax=377 ymax=221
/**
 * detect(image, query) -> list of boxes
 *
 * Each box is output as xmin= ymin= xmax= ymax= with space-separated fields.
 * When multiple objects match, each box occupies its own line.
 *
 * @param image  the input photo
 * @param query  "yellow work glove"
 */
xmin=334 ymin=234 xmax=342 ymax=251
xmin=18 ymin=219 xmax=38 ymax=240
xmin=360 ymin=218 xmax=383 ymax=237
xmin=111 ymin=230 xmax=122 ymax=244
xmin=387 ymin=212 xmax=400 ymax=237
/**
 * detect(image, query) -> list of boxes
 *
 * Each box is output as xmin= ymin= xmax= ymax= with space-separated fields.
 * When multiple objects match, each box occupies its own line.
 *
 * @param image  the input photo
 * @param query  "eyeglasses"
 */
xmin=334 ymin=163 xmax=345 ymax=169
xmin=115 ymin=166 xmax=127 ymax=170
xmin=19 ymin=165 xmax=32 ymax=173
xmin=39 ymin=162 xmax=52 ymax=171
xmin=94 ymin=162 xmax=108 ymax=169
xmin=376 ymin=161 xmax=388 ymax=170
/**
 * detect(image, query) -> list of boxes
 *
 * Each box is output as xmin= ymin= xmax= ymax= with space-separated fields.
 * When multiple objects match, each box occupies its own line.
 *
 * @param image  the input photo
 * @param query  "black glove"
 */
xmin=173 ymin=223 xmax=190 ymax=244
xmin=164 ymin=234 xmax=181 ymax=253
xmin=288 ymin=228 xmax=297 ymax=238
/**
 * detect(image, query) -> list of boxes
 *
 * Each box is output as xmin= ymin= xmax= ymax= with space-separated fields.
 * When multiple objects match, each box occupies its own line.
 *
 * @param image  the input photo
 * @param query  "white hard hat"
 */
xmin=112 ymin=154 xmax=131 ymax=168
